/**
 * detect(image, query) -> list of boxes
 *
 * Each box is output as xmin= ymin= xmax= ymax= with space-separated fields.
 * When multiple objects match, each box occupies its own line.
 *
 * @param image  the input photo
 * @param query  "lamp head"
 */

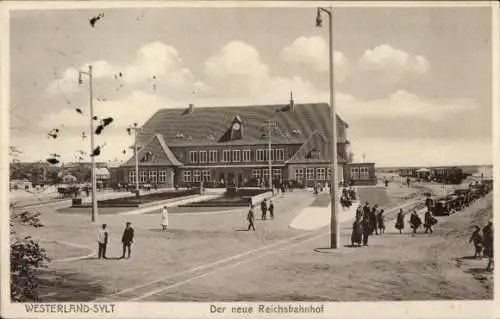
xmin=316 ymin=8 xmax=323 ymax=27
xmin=78 ymin=72 xmax=83 ymax=85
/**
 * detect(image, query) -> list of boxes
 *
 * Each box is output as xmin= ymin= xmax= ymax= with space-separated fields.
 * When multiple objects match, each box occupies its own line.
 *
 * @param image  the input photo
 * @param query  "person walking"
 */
xmin=260 ymin=199 xmax=267 ymax=220
xmin=469 ymin=226 xmax=483 ymax=259
xmin=370 ymin=204 xmax=379 ymax=235
xmin=410 ymin=210 xmax=422 ymax=234
xmin=161 ymin=205 xmax=169 ymax=231
xmin=361 ymin=212 xmax=372 ymax=246
xmin=377 ymin=209 xmax=385 ymax=235
xmin=97 ymin=224 xmax=109 ymax=259
xmin=483 ymin=221 xmax=494 ymax=271
xmin=395 ymin=209 xmax=405 ymax=234
xmin=351 ymin=217 xmax=363 ymax=247
xmin=424 ymin=210 xmax=437 ymax=234
xmin=355 ymin=205 xmax=363 ymax=220
xmin=269 ymin=200 xmax=274 ymax=219
xmin=247 ymin=204 xmax=256 ymax=231
xmin=121 ymin=222 xmax=134 ymax=259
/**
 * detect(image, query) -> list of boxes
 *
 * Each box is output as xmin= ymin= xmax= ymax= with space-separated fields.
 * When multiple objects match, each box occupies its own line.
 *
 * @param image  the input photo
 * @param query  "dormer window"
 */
xmin=291 ymin=129 xmax=301 ymax=136
xmin=175 ymin=133 xmax=185 ymax=139
xmin=141 ymin=151 xmax=154 ymax=162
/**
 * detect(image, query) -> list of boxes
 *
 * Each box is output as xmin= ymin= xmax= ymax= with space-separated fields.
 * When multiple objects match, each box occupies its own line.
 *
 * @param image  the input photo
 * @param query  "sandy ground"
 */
xmin=11 ymin=184 xmax=492 ymax=302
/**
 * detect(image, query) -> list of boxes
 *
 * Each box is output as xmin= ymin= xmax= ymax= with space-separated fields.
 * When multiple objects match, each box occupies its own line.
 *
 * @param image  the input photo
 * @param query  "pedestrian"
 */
xmin=355 ymin=205 xmax=363 ymax=220
xmin=361 ymin=212 xmax=372 ymax=246
xmin=410 ymin=210 xmax=422 ymax=234
xmin=423 ymin=210 xmax=437 ymax=234
xmin=247 ymin=204 xmax=256 ymax=231
xmin=377 ymin=209 xmax=385 ymax=234
xmin=260 ymin=199 xmax=267 ymax=220
xmin=269 ymin=200 xmax=274 ymax=219
xmin=121 ymin=222 xmax=134 ymax=259
xmin=351 ymin=217 xmax=363 ymax=247
xmin=469 ymin=226 xmax=483 ymax=259
xmin=395 ymin=209 xmax=405 ymax=234
xmin=384 ymin=179 xmax=389 ymax=187
xmin=406 ymin=177 xmax=411 ymax=188
xmin=483 ymin=221 xmax=494 ymax=271
xmin=362 ymin=201 xmax=371 ymax=220
xmin=161 ymin=205 xmax=169 ymax=231
xmin=97 ymin=224 xmax=109 ymax=259
xmin=370 ymin=204 xmax=379 ymax=235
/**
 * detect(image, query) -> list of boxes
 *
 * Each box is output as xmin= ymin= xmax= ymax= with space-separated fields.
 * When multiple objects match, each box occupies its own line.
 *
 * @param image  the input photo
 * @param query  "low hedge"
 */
xmin=96 ymin=189 xmax=197 ymax=207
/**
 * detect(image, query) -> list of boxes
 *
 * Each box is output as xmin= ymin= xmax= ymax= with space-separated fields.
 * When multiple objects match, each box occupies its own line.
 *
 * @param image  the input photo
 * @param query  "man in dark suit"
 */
xmin=121 ymin=222 xmax=134 ymax=259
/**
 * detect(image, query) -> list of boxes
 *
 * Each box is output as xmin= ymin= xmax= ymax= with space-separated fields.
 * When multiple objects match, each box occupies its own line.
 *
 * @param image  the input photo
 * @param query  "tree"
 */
xmin=10 ymin=203 xmax=50 ymax=302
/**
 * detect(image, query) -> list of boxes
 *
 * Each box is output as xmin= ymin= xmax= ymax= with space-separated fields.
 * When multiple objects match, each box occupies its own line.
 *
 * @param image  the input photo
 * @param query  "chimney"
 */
xmin=188 ymin=104 xmax=194 ymax=113
xmin=289 ymin=92 xmax=295 ymax=111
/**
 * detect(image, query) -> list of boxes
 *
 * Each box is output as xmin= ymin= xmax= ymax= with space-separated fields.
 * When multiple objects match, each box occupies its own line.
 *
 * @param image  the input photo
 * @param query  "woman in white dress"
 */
xmin=161 ymin=206 xmax=169 ymax=231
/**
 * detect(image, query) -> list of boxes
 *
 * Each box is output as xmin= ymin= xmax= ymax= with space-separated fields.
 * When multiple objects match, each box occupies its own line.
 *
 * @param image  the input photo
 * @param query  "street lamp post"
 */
xmin=127 ymin=123 xmax=141 ymax=193
xmin=316 ymin=7 xmax=340 ymax=249
xmin=78 ymin=65 xmax=98 ymax=223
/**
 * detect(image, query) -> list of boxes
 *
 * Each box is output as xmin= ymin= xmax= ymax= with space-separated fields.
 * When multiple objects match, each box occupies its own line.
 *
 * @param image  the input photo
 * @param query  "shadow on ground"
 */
xmin=37 ymin=270 xmax=106 ymax=302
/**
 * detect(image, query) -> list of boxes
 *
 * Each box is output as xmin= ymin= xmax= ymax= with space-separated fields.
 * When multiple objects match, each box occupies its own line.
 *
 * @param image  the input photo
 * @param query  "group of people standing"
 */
xmin=247 ymin=198 xmax=275 ymax=231
xmin=352 ymin=202 xmax=439 ymax=247
xmin=96 ymin=222 xmax=135 ymax=260
xmin=351 ymin=202 xmax=386 ymax=247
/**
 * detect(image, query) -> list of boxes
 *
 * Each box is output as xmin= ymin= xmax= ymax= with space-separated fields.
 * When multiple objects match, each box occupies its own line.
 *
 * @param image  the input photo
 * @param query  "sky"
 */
xmin=7 ymin=5 xmax=494 ymax=167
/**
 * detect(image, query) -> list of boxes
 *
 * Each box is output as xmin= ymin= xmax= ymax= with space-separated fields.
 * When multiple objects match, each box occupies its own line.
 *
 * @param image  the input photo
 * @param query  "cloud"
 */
xmin=358 ymin=44 xmax=430 ymax=75
xmin=46 ymin=42 xmax=199 ymax=97
xmin=336 ymin=90 xmax=476 ymax=123
xmin=281 ymin=36 xmax=348 ymax=75
xmin=203 ymin=41 xmax=271 ymax=95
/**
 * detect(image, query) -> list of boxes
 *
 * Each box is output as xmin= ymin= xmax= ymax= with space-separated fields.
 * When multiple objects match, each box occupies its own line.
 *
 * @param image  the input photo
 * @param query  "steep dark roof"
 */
xmin=286 ymin=130 xmax=347 ymax=164
xmin=121 ymin=134 xmax=182 ymax=167
xmin=138 ymin=103 xmax=348 ymax=147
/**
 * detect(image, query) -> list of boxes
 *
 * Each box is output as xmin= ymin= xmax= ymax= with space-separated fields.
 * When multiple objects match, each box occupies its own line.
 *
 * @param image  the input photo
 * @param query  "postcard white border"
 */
xmin=1 ymin=1 xmax=498 ymax=319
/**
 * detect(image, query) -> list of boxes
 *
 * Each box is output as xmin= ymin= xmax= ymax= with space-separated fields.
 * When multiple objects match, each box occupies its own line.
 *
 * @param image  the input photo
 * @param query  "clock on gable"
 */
xmin=230 ymin=116 xmax=243 ymax=141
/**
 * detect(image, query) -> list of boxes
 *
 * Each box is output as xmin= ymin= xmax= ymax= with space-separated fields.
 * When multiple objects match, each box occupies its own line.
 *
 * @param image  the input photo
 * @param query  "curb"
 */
xmin=49 ymin=240 xmax=96 ymax=263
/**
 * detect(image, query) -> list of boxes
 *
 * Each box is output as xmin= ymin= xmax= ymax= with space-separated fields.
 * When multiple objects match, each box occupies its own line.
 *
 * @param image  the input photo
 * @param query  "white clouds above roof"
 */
xmin=358 ymin=44 xmax=431 ymax=75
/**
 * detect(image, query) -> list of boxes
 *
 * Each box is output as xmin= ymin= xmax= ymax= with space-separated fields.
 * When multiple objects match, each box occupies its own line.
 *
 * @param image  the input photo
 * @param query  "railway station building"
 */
xmin=117 ymin=98 xmax=352 ymax=188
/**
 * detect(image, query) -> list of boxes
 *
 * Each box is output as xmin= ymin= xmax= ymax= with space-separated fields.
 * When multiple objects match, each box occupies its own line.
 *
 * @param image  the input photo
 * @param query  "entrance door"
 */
xmin=227 ymin=172 xmax=235 ymax=185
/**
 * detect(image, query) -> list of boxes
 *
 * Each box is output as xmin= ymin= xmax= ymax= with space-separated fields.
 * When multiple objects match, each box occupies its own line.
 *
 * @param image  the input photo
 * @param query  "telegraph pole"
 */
xmin=267 ymin=120 xmax=273 ymax=190
xmin=317 ymin=7 xmax=340 ymax=249
xmin=79 ymin=65 xmax=97 ymax=223
xmin=127 ymin=123 xmax=142 ymax=193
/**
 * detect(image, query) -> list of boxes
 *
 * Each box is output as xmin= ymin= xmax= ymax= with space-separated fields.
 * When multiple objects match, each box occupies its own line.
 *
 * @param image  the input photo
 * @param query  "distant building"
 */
xmin=117 ymin=101 xmax=352 ymax=188
xmin=343 ymin=163 xmax=377 ymax=186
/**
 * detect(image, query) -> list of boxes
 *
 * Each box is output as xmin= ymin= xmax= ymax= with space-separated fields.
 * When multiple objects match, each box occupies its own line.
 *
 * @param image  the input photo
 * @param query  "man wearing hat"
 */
xmin=121 ymin=221 xmax=135 ymax=259
xmin=97 ymin=224 xmax=109 ymax=259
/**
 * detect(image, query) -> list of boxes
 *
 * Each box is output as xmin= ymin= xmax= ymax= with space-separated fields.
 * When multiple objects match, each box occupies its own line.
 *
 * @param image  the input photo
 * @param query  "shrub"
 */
xmin=10 ymin=205 xmax=50 ymax=302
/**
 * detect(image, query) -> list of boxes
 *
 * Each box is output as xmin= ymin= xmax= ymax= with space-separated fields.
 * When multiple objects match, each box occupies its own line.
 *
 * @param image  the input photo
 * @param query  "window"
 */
xmin=139 ymin=171 xmax=147 ymax=183
xmin=272 ymin=169 xmax=282 ymax=179
xmin=316 ymin=168 xmax=326 ymax=180
xmin=149 ymin=170 xmax=157 ymax=183
xmin=262 ymin=169 xmax=269 ymax=179
xmin=202 ymin=170 xmax=211 ymax=182
xmin=327 ymin=168 xmax=331 ymax=180
xmin=275 ymin=149 xmax=285 ymax=161
xmin=295 ymin=168 xmax=304 ymax=181
xmin=158 ymin=170 xmax=167 ymax=183
xmin=306 ymin=168 xmax=314 ymax=180
xmin=360 ymin=167 xmax=369 ymax=180
xmin=128 ymin=171 xmax=136 ymax=183
xmin=252 ymin=169 xmax=261 ymax=178
xmin=242 ymin=150 xmax=251 ymax=162
xmin=209 ymin=150 xmax=218 ymax=163
xmin=222 ymin=150 xmax=230 ymax=162
xmin=189 ymin=151 xmax=198 ymax=163
xmin=256 ymin=149 xmax=265 ymax=161
xmin=232 ymin=150 xmax=241 ymax=162
xmin=199 ymin=151 xmax=208 ymax=163
xmin=351 ymin=167 xmax=360 ymax=180
xmin=193 ymin=170 xmax=201 ymax=182
xmin=183 ymin=171 xmax=192 ymax=182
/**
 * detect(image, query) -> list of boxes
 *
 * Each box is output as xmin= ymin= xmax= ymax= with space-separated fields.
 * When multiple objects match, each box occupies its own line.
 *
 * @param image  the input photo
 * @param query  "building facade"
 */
xmin=117 ymin=101 xmax=351 ymax=188
xmin=343 ymin=163 xmax=377 ymax=186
